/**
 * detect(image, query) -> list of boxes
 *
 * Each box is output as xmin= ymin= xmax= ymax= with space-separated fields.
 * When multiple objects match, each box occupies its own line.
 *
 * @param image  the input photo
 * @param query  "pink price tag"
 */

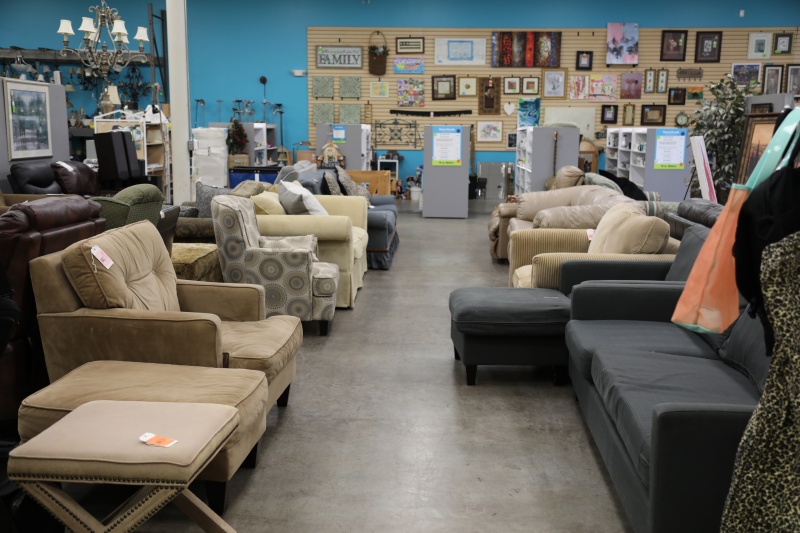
xmin=586 ymin=229 xmax=595 ymax=241
xmin=91 ymin=246 xmax=114 ymax=269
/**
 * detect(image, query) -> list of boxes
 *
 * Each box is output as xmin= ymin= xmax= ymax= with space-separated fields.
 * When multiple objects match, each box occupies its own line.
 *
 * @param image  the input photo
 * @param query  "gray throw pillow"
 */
xmin=323 ymin=171 xmax=343 ymax=195
xmin=278 ymin=181 xmax=328 ymax=215
xmin=336 ymin=165 xmax=371 ymax=200
xmin=195 ymin=182 xmax=230 ymax=218
xmin=178 ymin=205 xmax=199 ymax=218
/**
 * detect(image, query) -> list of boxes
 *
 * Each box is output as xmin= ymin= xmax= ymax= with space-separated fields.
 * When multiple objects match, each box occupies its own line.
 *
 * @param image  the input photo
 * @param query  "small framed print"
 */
xmin=732 ymin=63 xmax=763 ymax=88
xmin=644 ymin=69 xmax=656 ymax=93
xmin=504 ymin=77 xmax=521 ymax=95
xmin=623 ymin=103 xmax=635 ymax=126
xmin=542 ymin=68 xmax=567 ymax=99
xmin=668 ymin=87 xmax=686 ymax=105
xmin=458 ymin=77 xmax=477 ymax=96
xmin=601 ymin=104 xmax=618 ymax=124
xmin=773 ymin=33 xmax=793 ymax=55
xmin=695 ymin=31 xmax=722 ymax=63
xmin=576 ymin=51 xmax=593 ymax=70
xmin=660 ymin=30 xmax=688 ymax=61
xmin=522 ymin=77 xmax=540 ymax=95
xmin=506 ymin=131 xmax=518 ymax=150
xmin=786 ymin=64 xmax=800 ymax=97
xmin=641 ymin=104 xmax=667 ymax=126
xmin=657 ymin=69 xmax=669 ymax=93
xmin=762 ymin=65 xmax=783 ymax=95
xmin=432 ymin=75 xmax=456 ymax=100
xmin=750 ymin=103 xmax=773 ymax=114
xmin=396 ymin=37 xmax=424 ymax=54
xmin=748 ymin=32 xmax=772 ymax=60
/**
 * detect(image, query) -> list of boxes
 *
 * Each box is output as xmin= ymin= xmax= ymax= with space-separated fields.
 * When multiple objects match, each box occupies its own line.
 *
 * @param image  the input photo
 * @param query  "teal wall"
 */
xmin=3 ymin=0 xmax=798 ymax=176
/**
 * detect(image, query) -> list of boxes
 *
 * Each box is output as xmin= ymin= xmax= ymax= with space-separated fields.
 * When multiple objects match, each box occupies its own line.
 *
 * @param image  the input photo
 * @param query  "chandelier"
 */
xmin=56 ymin=0 xmax=149 ymax=81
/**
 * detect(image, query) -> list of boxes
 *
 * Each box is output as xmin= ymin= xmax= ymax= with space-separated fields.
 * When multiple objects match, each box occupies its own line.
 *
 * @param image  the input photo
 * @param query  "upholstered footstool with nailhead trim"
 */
xmin=8 ymin=400 xmax=238 ymax=532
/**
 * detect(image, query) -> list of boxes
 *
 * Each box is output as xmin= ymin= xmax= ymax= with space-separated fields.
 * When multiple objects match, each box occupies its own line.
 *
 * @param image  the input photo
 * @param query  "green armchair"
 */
xmin=92 ymin=184 xmax=164 ymax=229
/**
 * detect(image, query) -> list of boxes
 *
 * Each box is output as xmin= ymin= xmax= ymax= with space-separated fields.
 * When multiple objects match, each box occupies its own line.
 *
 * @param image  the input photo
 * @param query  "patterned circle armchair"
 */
xmin=211 ymin=195 xmax=339 ymax=335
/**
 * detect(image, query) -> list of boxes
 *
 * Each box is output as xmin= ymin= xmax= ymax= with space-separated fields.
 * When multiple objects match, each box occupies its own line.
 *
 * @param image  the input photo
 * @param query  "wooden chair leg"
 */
xmin=277 ymin=385 xmax=291 ymax=407
xmin=204 ymin=481 xmax=227 ymax=516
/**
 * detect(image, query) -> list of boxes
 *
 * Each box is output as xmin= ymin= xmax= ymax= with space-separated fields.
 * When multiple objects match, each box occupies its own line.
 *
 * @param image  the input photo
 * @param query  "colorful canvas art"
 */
xmin=397 ymin=78 xmax=425 ymax=107
xmin=369 ymin=82 xmax=389 ymax=98
xmin=517 ymin=98 xmax=541 ymax=128
xmin=686 ymin=86 xmax=704 ymax=100
xmin=607 ymin=23 xmax=639 ymax=65
xmin=477 ymin=121 xmax=503 ymax=142
xmin=534 ymin=32 xmax=562 ymax=67
xmin=589 ymin=74 xmax=618 ymax=101
xmin=393 ymin=58 xmax=424 ymax=74
xmin=621 ymin=72 xmax=643 ymax=99
xmin=569 ymin=75 xmax=589 ymax=100
xmin=492 ymin=31 xmax=536 ymax=67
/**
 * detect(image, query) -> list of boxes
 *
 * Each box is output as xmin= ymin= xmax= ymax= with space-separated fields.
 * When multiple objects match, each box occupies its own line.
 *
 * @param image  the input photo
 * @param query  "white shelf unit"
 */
xmin=515 ymin=126 xmax=580 ymax=194
xmin=246 ymin=123 xmax=277 ymax=166
xmin=605 ymin=127 xmax=690 ymax=200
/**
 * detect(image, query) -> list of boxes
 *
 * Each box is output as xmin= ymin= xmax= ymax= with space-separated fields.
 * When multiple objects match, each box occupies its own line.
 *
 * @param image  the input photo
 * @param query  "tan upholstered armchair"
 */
xmin=29 ymin=221 xmax=303 ymax=412
xmin=508 ymin=204 xmax=678 ymax=288
xmin=255 ymin=195 xmax=368 ymax=308
xmin=212 ymin=195 xmax=339 ymax=335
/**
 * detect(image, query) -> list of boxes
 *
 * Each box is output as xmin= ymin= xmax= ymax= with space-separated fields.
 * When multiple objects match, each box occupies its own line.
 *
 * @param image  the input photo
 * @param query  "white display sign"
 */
xmin=690 ymin=135 xmax=717 ymax=202
xmin=316 ymin=46 xmax=362 ymax=68
xmin=653 ymin=128 xmax=687 ymax=170
xmin=431 ymin=126 xmax=462 ymax=166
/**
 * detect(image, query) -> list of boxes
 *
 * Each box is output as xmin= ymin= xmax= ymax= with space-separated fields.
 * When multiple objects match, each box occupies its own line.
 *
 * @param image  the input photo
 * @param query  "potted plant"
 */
xmin=226 ymin=119 xmax=249 ymax=168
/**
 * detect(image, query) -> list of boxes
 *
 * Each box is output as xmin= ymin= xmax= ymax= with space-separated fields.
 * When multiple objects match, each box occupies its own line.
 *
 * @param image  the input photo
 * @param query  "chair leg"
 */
xmin=465 ymin=365 xmax=477 ymax=386
xmin=319 ymin=320 xmax=329 ymax=336
xmin=454 ymin=347 xmax=461 ymax=361
xmin=277 ymin=385 xmax=291 ymax=407
xmin=204 ymin=481 xmax=227 ymax=516
xmin=242 ymin=443 xmax=258 ymax=469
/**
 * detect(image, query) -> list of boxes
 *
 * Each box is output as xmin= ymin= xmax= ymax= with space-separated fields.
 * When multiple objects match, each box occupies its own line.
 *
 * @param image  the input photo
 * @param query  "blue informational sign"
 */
xmin=332 ymin=124 xmax=346 ymax=144
xmin=654 ymin=128 xmax=687 ymax=169
xmin=431 ymin=126 xmax=462 ymax=166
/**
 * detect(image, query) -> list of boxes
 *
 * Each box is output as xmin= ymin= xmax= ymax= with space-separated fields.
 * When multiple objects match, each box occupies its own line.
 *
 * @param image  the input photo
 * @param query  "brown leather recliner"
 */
xmin=0 ymin=196 xmax=105 ymax=433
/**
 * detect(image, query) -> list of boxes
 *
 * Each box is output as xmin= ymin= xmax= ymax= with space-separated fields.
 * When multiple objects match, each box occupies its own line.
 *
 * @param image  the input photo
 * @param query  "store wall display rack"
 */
xmin=515 ymin=126 xmax=580 ymax=194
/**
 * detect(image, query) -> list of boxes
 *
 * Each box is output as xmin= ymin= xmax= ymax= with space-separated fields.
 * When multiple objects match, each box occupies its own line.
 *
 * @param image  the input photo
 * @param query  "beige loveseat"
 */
xmin=256 ymin=195 xmax=368 ymax=308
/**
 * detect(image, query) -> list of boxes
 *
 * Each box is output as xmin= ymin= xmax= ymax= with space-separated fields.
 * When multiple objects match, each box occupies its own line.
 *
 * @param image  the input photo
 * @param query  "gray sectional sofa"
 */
xmin=563 ymin=224 xmax=767 ymax=533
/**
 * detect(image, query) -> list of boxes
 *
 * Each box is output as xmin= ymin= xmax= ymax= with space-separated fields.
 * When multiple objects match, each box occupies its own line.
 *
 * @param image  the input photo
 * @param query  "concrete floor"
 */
xmin=101 ymin=199 xmax=630 ymax=532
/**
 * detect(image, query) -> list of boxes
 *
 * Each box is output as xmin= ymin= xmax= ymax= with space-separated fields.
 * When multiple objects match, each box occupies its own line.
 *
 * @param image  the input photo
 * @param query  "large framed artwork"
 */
xmin=731 ymin=63 xmax=762 ymax=88
xmin=735 ymin=113 xmax=780 ymax=184
xmin=542 ymin=69 xmax=567 ymax=99
xmin=434 ymin=38 xmax=486 ymax=66
xmin=660 ymin=30 xmax=688 ymax=61
xmin=4 ymin=79 xmax=53 ymax=160
xmin=534 ymin=32 xmax=562 ymax=67
xmin=695 ymin=31 xmax=722 ymax=63
xmin=606 ymin=22 xmax=639 ymax=65
xmin=747 ymin=32 xmax=772 ymax=60
xmin=762 ymin=65 xmax=783 ymax=95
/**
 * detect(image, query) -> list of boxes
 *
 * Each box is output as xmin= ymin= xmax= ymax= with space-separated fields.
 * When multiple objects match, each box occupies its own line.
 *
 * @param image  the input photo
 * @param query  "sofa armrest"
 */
xmin=650 ymin=403 xmax=754 ymax=533
xmin=569 ymin=280 xmax=685 ymax=321
xmin=559 ymin=260 xmax=674 ymax=294
xmin=498 ymin=202 xmax=517 ymax=218
xmin=37 ymin=308 xmax=224 ymax=381
xmin=508 ymin=229 xmax=591 ymax=285
xmin=316 ymin=195 xmax=368 ymax=230
xmin=176 ymin=279 xmax=266 ymax=321
xmin=530 ymin=252 xmax=675 ymax=291
xmin=256 ymin=214 xmax=352 ymax=242
xmin=370 ymin=195 xmax=396 ymax=207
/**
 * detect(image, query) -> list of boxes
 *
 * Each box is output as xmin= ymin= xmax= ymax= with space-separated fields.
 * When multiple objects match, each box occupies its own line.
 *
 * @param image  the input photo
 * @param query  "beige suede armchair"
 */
xmin=256 ymin=195 xmax=368 ymax=308
xmin=508 ymin=204 xmax=678 ymax=288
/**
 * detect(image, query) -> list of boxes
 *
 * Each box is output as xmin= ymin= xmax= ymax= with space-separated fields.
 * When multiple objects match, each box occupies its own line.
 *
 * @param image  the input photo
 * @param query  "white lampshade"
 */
xmin=78 ymin=17 xmax=95 ymax=33
xmin=119 ymin=34 xmax=129 ymax=44
xmin=133 ymin=26 xmax=149 ymax=43
xmin=107 ymin=85 xmax=121 ymax=105
xmin=42 ymin=65 xmax=51 ymax=74
xmin=89 ymin=29 xmax=100 ymax=43
xmin=57 ymin=19 xmax=75 ymax=36
xmin=111 ymin=19 xmax=128 ymax=36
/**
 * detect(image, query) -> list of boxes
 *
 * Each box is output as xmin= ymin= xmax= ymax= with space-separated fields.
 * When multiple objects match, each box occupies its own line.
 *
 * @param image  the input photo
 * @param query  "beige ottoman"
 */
xmin=9 ymin=400 xmax=238 ymax=532
xmin=172 ymin=242 xmax=224 ymax=282
xmin=18 ymin=360 xmax=269 ymax=514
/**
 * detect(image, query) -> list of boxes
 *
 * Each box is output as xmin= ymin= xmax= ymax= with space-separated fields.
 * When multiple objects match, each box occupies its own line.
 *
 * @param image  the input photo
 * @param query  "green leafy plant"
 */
xmin=689 ymin=74 xmax=757 ymax=202
xmin=226 ymin=119 xmax=248 ymax=155
xmin=368 ymin=44 xmax=388 ymax=56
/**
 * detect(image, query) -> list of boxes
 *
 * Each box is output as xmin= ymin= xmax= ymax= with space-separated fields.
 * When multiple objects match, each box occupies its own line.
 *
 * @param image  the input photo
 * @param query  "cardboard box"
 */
xmin=228 ymin=154 xmax=249 ymax=168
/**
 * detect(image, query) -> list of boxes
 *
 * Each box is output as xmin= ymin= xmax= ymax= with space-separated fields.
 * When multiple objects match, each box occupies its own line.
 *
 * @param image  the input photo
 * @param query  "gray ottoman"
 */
xmin=449 ymin=288 xmax=571 ymax=385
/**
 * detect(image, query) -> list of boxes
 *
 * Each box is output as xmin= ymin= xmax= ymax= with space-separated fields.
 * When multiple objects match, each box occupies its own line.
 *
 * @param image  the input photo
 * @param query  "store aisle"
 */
xmin=142 ymin=199 xmax=631 ymax=532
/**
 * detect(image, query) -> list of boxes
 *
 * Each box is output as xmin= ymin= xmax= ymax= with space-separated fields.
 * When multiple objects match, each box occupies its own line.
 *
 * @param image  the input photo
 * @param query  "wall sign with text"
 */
xmin=317 ymin=46 xmax=363 ymax=68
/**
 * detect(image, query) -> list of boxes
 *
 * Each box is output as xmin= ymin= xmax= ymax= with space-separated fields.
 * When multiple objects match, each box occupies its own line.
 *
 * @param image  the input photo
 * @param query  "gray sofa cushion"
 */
xmin=450 ymin=288 xmax=570 ymax=336
xmin=566 ymin=320 xmax=718 ymax=380
xmin=718 ymin=309 xmax=769 ymax=393
xmin=665 ymin=225 xmax=709 ymax=282
xmin=591 ymin=348 xmax=761 ymax=488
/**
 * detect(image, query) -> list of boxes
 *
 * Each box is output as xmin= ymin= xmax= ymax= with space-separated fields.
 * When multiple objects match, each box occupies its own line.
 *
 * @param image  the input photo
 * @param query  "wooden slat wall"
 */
xmin=308 ymin=26 xmax=799 ymax=151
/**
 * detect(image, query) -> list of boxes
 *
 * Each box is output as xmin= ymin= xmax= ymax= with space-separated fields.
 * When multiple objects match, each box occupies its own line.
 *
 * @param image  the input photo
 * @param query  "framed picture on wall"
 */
xmin=657 ymin=69 xmax=669 ymax=93
xmin=622 ymin=103 xmax=635 ymax=126
xmin=735 ymin=113 xmax=780 ymax=184
xmin=668 ymin=87 xmax=686 ymax=105
xmin=396 ymin=37 xmax=424 ymax=54
xmin=748 ymin=32 xmax=772 ymax=60
xmin=601 ymin=104 xmax=618 ymax=124
xmin=576 ymin=51 xmax=593 ymax=70
xmin=4 ymin=79 xmax=53 ymax=160
xmin=432 ymin=75 xmax=456 ymax=100
xmin=522 ymin=77 xmax=540 ymax=95
xmin=773 ymin=33 xmax=794 ymax=55
xmin=644 ymin=69 xmax=656 ymax=93
xmin=641 ymin=104 xmax=667 ymax=126
xmin=762 ymin=65 xmax=783 ymax=95
xmin=503 ymin=77 xmax=521 ymax=95
xmin=506 ymin=131 xmax=517 ymax=150
xmin=458 ymin=77 xmax=477 ymax=96
xmin=731 ymin=63 xmax=762 ymax=88
xmin=695 ymin=31 xmax=722 ymax=63
xmin=542 ymin=68 xmax=567 ymax=99
xmin=786 ymin=65 xmax=800 ymax=97
xmin=660 ymin=30 xmax=688 ymax=61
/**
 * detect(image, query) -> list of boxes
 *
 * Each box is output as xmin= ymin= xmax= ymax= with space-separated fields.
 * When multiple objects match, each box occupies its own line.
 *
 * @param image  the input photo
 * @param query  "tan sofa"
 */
xmin=256 ymin=195 xmax=368 ymax=308
xmin=508 ymin=204 xmax=678 ymax=288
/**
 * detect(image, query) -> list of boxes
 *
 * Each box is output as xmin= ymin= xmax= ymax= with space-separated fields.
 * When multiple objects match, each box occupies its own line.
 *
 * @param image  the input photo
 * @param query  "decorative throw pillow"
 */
xmin=50 ymin=160 xmax=98 ymax=195
xmin=231 ymin=180 xmax=269 ymax=198
xmin=278 ymin=181 xmax=328 ymax=216
xmin=195 ymin=182 xmax=231 ymax=219
xmin=178 ymin=205 xmax=199 ymax=218
xmin=588 ymin=203 xmax=670 ymax=254
xmin=251 ymin=191 xmax=286 ymax=215
xmin=336 ymin=165 xmax=371 ymax=200
xmin=321 ymin=171 xmax=343 ymax=195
